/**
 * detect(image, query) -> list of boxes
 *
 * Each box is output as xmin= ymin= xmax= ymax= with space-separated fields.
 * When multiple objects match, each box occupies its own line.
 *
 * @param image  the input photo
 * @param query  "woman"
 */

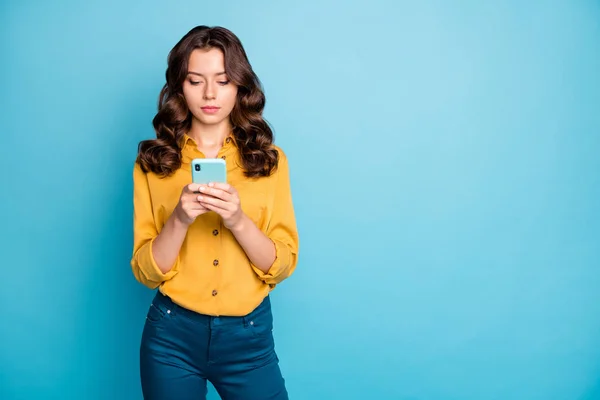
xmin=131 ymin=25 xmax=299 ymax=400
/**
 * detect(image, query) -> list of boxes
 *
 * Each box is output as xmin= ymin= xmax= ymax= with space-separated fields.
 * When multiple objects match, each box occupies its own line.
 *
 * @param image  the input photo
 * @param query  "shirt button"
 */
xmin=225 ymin=137 xmax=231 ymax=143
xmin=213 ymin=259 xmax=219 ymax=266
xmin=212 ymin=229 xmax=219 ymax=236
xmin=212 ymin=290 xmax=218 ymax=296
xmin=221 ymin=155 xmax=226 ymax=159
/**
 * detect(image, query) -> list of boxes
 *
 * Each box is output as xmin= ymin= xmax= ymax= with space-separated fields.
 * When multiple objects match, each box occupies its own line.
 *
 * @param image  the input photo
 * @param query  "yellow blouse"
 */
xmin=130 ymin=134 xmax=299 ymax=316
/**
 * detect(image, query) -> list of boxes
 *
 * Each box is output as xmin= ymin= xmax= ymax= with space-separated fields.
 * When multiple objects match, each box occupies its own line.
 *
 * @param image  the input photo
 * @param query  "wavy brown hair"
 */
xmin=136 ymin=25 xmax=278 ymax=178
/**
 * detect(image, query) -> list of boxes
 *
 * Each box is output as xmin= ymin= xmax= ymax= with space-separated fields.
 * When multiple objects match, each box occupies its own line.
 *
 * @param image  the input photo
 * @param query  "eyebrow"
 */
xmin=187 ymin=71 xmax=227 ymax=77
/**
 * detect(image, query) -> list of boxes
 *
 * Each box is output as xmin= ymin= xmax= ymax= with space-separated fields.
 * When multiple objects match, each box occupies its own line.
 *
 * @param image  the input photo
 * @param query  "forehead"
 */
xmin=188 ymin=48 xmax=225 ymax=74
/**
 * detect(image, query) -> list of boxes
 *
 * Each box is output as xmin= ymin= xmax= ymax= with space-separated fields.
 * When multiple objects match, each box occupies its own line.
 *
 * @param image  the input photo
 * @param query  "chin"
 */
xmin=195 ymin=116 xmax=226 ymax=126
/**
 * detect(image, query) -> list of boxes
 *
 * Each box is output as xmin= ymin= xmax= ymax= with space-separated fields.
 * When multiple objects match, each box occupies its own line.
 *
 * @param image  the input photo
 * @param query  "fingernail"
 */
xmin=208 ymin=182 xmax=214 ymax=187
xmin=199 ymin=186 xmax=205 ymax=191
xmin=197 ymin=195 xmax=203 ymax=201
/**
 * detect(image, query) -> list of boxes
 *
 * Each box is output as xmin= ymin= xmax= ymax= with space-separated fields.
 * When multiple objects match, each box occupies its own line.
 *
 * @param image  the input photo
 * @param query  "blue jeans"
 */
xmin=140 ymin=291 xmax=288 ymax=400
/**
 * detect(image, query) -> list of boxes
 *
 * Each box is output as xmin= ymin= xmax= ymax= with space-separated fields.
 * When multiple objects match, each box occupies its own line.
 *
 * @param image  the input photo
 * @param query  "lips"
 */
xmin=201 ymin=106 xmax=220 ymax=114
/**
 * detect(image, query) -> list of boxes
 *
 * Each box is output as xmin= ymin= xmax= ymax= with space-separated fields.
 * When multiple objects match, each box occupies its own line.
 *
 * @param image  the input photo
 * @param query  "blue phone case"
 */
xmin=191 ymin=158 xmax=227 ymax=184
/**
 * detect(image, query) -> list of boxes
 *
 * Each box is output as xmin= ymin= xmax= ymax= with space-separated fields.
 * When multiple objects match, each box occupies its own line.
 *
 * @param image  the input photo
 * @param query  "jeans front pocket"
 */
xmin=247 ymin=298 xmax=275 ymax=348
xmin=145 ymin=297 xmax=174 ymax=327
xmin=146 ymin=303 xmax=165 ymax=324
xmin=249 ymin=315 xmax=273 ymax=339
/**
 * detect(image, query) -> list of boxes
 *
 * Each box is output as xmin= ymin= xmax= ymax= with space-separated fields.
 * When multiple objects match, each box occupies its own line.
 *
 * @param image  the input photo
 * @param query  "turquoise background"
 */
xmin=2 ymin=1 xmax=599 ymax=399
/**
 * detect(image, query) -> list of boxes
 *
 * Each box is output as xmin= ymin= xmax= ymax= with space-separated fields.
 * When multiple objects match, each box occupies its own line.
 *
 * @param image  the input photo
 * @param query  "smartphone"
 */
xmin=191 ymin=158 xmax=227 ymax=184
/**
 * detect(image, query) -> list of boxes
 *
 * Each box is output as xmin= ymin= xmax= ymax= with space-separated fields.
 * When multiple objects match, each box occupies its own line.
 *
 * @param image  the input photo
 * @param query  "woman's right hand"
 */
xmin=174 ymin=183 xmax=209 ymax=226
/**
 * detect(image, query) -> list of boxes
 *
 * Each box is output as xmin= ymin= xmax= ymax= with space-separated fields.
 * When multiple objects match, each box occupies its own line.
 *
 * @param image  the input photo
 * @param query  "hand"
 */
xmin=196 ymin=182 xmax=244 ymax=230
xmin=173 ymin=183 xmax=210 ymax=226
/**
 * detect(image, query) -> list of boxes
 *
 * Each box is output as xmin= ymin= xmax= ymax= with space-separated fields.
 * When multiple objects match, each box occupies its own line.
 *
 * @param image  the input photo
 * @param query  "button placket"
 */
xmin=209 ymin=216 xmax=223 ymax=301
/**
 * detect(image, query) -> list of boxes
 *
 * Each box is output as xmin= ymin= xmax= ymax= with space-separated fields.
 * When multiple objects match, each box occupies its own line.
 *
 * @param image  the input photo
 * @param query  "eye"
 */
xmin=189 ymin=79 xmax=202 ymax=86
xmin=218 ymin=80 xmax=230 ymax=86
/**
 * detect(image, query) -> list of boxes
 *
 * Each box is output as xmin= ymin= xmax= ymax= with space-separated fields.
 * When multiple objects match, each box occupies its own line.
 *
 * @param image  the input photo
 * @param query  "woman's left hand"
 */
xmin=196 ymin=182 xmax=244 ymax=230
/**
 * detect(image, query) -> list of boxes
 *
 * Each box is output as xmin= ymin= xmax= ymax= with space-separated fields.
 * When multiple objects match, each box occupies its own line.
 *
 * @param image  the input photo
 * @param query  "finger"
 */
xmin=184 ymin=202 xmax=207 ymax=212
xmin=197 ymin=194 xmax=231 ymax=211
xmin=184 ymin=194 xmax=208 ymax=207
xmin=185 ymin=183 xmax=203 ymax=194
xmin=208 ymin=182 xmax=234 ymax=194
xmin=198 ymin=185 xmax=233 ymax=202
xmin=200 ymin=202 xmax=225 ymax=215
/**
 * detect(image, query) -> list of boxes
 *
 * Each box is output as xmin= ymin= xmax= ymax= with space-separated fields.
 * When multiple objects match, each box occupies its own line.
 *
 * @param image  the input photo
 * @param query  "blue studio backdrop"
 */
xmin=1 ymin=1 xmax=599 ymax=399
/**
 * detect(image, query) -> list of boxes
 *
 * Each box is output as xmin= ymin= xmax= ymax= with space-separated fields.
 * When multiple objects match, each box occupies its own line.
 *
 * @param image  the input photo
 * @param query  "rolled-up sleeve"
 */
xmin=251 ymin=151 xmax=299 ymax=285
xmin=130 ymin=163 xmax=179 ymax=288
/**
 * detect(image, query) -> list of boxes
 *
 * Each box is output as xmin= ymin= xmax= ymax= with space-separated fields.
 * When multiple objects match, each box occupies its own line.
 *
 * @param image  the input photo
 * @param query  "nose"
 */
xmin=203 ymin=82 xmax=216 ymax=100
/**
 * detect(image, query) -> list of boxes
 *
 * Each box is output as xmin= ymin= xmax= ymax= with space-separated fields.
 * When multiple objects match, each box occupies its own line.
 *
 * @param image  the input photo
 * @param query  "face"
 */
xmin=182 ymin=48 xmax=238 ymax=129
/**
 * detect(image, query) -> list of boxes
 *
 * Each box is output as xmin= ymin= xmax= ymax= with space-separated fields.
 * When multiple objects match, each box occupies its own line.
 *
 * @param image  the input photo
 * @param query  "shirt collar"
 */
xmin=181 ymin=132 xmax=237 ymax=163
xmin=182 ymin=132 xmax=235 ymax=147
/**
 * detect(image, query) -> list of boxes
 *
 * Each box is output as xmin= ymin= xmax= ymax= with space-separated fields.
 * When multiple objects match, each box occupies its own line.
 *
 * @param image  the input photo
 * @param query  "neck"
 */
xmin=187 ymin=118 xmax=232 ymax=149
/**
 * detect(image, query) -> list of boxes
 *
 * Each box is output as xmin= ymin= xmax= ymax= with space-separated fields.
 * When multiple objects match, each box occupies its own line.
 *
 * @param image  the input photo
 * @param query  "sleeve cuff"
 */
xmin=136 ymin=239 xmax=179 ymax=284
xmin=251 ymin=239 xmax=292 ymax=284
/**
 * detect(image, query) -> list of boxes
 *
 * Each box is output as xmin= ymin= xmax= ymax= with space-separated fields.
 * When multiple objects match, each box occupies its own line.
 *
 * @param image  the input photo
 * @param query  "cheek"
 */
xmin=182 ymin=87 xmax=200 ymax=106
xmin=181 ymin=88 xmax=193 ymax=109
xmin=222 ymin=87 xmax=238 ymax=110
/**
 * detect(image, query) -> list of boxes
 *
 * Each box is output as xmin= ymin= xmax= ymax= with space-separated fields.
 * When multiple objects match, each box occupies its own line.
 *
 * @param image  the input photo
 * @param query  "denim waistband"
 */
xmin=152 ymin=290 xmax=271 ymax=327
